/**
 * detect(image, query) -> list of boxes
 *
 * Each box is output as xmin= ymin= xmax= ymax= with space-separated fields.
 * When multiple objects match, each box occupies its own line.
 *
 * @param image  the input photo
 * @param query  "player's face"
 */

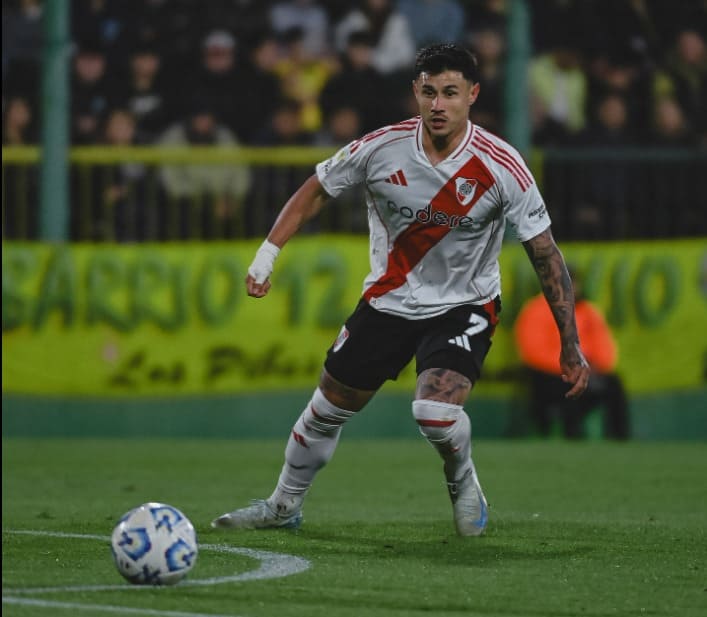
xmin=414 ymin=70 xmax=479 ymax=143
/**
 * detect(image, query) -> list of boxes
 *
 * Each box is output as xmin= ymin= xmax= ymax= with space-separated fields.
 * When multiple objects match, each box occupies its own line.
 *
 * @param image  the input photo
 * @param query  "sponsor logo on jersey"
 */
xmin=387 ymin=200 xmax=476 ymax=229
xmin=528 ymin=204 xmax=547 ymax=219
xmin=455 ymin=178 xmax=478 ymax=205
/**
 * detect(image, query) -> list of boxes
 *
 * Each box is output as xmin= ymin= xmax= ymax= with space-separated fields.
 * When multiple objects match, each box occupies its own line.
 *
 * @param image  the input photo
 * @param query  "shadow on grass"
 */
xmin=207 ymin=518 xmax=600 ymax=569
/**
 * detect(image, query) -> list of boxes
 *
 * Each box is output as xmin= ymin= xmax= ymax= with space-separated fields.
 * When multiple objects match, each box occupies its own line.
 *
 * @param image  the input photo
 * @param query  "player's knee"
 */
xmin=304 ymin=388 xmax=356 ymax=434
xmin=412 ymin=399 xmax=463 ymax=443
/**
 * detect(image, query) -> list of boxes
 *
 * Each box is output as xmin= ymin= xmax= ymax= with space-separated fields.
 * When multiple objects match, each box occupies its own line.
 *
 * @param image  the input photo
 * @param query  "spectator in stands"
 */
xmin=529 ymin=37 xmax=588 ymax=145
xmin=653 ymin=28 xmax=707 ymax=145
xmin=334 ymin=0 xmax=416 ymax=76
xmin=198 ymin=2 xmax=270 ymax=46
xmin=319 ymin=30 xmax=394 ymax=133
xmin=648 ymin=96 xmax=694 ymax=146
xmin=2 ymin=96 xmax=38 ymax=240
xmin=468 ymin=24 xmax=506 ymax=136
xmin=2 ymin=94 xmax=39 ymax=238
xmin=514 ymin=266 xmax=630 ymax=440
xmin=253 ymin=98 xmax=312 ymax=146
xmin=99 ymin=109 xmax=150 ymax=241
xmin=273 ymin=26 xmax=335 ymax=134
xmin=119 ymin=0 xmax=199 ymax=70
xmin=585 ymin=45 xmax=653 ymax=140
xmin=158 ymin=100 xmax=251 ymax=239
xmin=187 ymin=30 xmax=244 ymax=139
xmin=247 ymin=98 xmax=312 ymax=236
xmin=314 ymin=105 xmax=363 ymax=146
xmin=71 ymin=0 xmax=131 ymax=68
xmin=397 ymin=0 xmax=466 ymax=48
xmin=464 ymin=0 xmax=507 ymax=33
xmin=2 ymin=0 xmax=43 ymax=108
xmin=269 ymin=0 xmax=331 ymax=59
xmin=238 ymin=30 xmax=285 ymax=143
xmin=3 ymin=0 xmax=43 ymax=66
xmin=71 ymin=39 xmax=118 ymax=144
xmin=119 ymin=43 xmax=174 ymax=143
xmin=312 ymin=105 xmax=369 ymax=233
xmin=2 ymin=96 xmax=35 ymax=144
xmin=582 ymin=0 xmax=664 ymax=68
xmin=103 ymin=108 xmax=137 ymax=145
xmin=577 ymin=93 xmax=635 ymax=146
xmin=572 ymin=93 xmax=634 ymax=238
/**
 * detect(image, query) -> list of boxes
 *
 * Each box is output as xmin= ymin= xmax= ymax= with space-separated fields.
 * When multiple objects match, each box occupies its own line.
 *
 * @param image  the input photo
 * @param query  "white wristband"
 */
xmin=248 ymin=240 xmax=281 ymax=284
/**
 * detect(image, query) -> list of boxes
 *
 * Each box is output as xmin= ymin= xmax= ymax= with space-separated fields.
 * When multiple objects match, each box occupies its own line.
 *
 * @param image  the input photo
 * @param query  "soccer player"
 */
xmin=212 ymin=44 xmax=590 ymax=536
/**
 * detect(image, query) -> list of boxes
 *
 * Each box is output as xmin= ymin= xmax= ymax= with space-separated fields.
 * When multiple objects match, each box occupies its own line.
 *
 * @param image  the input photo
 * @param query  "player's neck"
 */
xmin=421 ymin=124 xmax=468 ymax=166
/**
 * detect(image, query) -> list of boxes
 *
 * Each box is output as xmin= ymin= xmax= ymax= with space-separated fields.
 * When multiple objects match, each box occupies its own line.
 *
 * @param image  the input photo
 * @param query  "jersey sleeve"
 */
xmin=315 ymin=140 xmax=369 ymax=198
xmin=500 ymin=159 xmax=551 ymax=242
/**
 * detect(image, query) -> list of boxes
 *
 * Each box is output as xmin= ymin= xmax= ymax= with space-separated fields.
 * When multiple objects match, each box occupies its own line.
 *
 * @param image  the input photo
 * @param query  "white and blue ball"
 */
xmin=111 ymin=502 xmax=198 ymax=585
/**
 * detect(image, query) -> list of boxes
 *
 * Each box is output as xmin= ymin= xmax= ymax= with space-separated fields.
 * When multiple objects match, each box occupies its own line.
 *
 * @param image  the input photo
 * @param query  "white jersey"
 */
xmin=315 ymin=117 xmax=550 ymax=319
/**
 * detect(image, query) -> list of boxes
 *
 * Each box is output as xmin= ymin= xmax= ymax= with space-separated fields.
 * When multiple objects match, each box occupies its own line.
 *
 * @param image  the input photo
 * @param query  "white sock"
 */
xmin=412 ymin=399 xmax=474 ymax=483
xmin=269 ymin=388 xmax=355 ymax=513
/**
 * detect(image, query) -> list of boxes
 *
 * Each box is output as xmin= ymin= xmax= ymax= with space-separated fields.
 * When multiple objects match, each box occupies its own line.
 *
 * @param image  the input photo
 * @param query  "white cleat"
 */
xmin=211 ymin=499 xmax=303 ymax=530
xmin=447 ymin=469 xmax=488 ymax=536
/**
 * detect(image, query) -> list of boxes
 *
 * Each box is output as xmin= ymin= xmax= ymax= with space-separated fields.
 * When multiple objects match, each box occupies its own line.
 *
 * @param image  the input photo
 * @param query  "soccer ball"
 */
xmin=111 ymin=502 xmax=198 ymax=585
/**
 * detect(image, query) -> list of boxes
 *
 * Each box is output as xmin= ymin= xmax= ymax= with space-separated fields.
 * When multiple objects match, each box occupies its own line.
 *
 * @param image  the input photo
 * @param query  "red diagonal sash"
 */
xmin=364 ymin=156 xmax=495 ymax=302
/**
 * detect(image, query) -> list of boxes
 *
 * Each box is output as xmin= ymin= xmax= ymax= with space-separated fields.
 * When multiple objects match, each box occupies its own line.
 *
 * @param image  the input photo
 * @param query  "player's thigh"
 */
xmin=415 ymin=367 xmax=472 ymax=404
xmin=324 ymin=299 xmax=418 ymax=391
xmin=415 ymin=301 xmax=499 ymax=390
xmin=319 ymin=369 xmax=377 ymax=411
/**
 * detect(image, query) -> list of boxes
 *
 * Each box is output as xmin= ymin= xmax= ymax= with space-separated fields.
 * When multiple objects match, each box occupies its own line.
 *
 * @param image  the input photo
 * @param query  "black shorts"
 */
xmin=324 ymin=298 xmax=501 ymax=391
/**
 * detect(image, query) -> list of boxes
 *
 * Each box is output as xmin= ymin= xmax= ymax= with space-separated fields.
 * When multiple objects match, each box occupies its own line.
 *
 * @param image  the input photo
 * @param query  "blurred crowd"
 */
xmin=3 ymin=0 xmax=706 ymax=149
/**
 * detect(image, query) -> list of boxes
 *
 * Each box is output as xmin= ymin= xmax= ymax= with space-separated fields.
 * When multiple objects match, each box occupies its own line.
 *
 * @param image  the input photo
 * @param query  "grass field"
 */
xmin=2 ymin=438 xmax=705 ymax=617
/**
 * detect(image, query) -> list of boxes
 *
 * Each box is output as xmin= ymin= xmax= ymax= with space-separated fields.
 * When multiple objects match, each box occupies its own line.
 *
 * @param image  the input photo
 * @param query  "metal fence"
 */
xmin=3 ymin=146 xmax=706 ymax=241
xmin=537 ymin=147 xmax=707 ymax=240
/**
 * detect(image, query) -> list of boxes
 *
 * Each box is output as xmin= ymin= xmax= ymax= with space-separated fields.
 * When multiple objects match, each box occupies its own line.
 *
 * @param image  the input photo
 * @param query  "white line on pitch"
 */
xmin=3 ymin=597 xmax=248 ymax=617
xmin=3 ymin=529 xmax=311 ymax=595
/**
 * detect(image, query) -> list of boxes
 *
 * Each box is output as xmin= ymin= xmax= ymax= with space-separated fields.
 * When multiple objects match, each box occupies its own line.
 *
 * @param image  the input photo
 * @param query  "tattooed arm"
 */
xmin=523 ymin=228 xmax=590 ymax=399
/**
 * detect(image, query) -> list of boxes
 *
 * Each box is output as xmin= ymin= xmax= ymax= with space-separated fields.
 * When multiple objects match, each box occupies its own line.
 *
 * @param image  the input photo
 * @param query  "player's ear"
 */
xmin=468 ymin=82 xmax=480 ymax=106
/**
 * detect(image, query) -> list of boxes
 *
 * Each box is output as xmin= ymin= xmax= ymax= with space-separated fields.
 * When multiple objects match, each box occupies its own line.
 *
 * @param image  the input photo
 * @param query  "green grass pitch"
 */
xmin=2 ymin=438 xmax=705 ymax=617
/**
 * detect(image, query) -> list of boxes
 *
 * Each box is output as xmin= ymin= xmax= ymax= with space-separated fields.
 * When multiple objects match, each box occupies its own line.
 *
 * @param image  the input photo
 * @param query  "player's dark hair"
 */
xmin=414 ymin=43 xmax=479 ymax=83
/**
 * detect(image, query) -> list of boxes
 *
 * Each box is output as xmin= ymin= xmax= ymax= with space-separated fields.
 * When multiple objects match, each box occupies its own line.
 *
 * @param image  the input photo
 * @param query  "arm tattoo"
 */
xmin=523 ymin=229 xmax=579 ymax=346
xmin=415 ymin=368 xmax=472 ymax=405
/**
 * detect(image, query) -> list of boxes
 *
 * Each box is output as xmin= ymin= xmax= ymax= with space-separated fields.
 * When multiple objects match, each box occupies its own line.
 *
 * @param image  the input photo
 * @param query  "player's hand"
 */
xmin=246 ymin=239 xmax=280 ymax=298
xmin=245 ymin=273 xmax=271 ymax=298
xmin=560 ymin=342 xmax=591 ymax=399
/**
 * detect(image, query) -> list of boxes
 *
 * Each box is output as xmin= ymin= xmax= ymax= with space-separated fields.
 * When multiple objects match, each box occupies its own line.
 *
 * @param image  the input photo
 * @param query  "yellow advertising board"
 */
xmin=3 ymin=238 xmax=705 ymax=396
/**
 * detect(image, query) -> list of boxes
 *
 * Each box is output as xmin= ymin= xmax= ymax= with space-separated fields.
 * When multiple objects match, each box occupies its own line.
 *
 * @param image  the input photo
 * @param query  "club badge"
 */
xmin=455 ymin=177 xmax=478 ymax=206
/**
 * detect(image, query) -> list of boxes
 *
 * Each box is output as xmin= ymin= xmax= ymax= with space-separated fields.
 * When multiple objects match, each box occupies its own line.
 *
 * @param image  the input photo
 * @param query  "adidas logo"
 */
xmin=449 ymin=335 xmax=472 ymax=351
xmin=384 ymin=169 xmax=408 ymax=186
xmin=448 ymin=313 xmax=489 ymax=351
